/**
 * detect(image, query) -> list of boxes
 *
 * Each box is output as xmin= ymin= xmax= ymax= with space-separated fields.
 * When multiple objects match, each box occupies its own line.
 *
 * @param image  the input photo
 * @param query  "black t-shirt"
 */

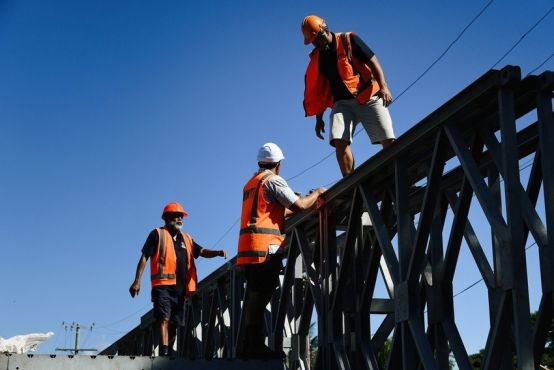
xmin=318 ymin=33 xmax=375 ymax=102
xmin=142 ymin=229 xmax=202 ymax=295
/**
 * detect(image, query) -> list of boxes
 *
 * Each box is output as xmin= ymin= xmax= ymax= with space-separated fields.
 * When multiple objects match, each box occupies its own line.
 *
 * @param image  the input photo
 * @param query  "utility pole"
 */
xmin=55 ymin=322 xmax=97 ymax=355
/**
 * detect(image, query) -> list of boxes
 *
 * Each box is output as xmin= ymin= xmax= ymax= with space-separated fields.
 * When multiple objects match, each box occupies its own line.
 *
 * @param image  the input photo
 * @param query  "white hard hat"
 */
xmin=257 ymin=142 xmax=285 ymax=163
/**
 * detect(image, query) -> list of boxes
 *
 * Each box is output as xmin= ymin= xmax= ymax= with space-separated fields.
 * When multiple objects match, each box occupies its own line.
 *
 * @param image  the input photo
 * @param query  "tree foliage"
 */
xmin=468 ymin=311 xmax=554 ymax=368
xmin=306 ymin=310 xmax=553 ymax=369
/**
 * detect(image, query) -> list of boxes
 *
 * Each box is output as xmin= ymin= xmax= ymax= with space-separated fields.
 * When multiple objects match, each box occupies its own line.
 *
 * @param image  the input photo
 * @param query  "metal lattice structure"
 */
xmin=106 ymin=66 xmax=553 ymax=370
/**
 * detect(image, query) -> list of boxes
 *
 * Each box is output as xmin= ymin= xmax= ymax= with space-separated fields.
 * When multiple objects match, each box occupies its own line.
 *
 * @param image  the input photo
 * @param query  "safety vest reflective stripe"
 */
xmin=335 ymin=32 xmax=379 ymax=103
xmin=151 ymin=273 xmax=176 ymax=280
xmin=239 ymin=226 xmax=283 ymax=235
xmin=237 ymin=250 xmax=267 ymax=258
xmin=339 ymin=33 xmax=374 ymax=96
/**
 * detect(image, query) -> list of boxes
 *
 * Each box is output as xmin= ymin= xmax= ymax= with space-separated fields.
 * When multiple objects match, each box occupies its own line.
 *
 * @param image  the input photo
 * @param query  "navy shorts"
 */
xmin=244 ymin=254 xmax=283 ymax=293
xmin=151 ymin=286 xmax=185 ymax=326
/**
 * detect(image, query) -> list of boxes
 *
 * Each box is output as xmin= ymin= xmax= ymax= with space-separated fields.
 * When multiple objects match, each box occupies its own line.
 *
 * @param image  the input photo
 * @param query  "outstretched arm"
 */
xmin=199 ymin=248 xmax=227 ymax=259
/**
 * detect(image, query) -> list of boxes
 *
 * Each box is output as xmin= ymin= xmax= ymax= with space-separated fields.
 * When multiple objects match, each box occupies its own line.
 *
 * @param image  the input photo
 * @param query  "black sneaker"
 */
xmin=258 ymin=345 xmax=286 ymax=360
xmin=159 ymin=346 xmax=169 ymax=357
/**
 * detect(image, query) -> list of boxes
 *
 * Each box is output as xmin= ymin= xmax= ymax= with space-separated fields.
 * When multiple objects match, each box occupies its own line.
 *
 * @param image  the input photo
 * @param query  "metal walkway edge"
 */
xmin=0 ymin=354 xmax=285 ymax=370
xmin=99 ymin=65 xmax=554 ymax=370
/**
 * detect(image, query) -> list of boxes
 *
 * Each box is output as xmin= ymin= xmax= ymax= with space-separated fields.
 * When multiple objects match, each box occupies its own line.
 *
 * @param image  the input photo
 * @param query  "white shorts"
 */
xmin=329 ymin=96 xmax=395 ymax=146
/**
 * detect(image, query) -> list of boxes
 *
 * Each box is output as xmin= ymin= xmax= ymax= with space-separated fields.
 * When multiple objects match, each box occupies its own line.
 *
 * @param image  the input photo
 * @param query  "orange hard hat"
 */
xmin=161 ymin=202 xmax=188 ymax=218
xmin=301 ymin=15 xmax=326 ymax=45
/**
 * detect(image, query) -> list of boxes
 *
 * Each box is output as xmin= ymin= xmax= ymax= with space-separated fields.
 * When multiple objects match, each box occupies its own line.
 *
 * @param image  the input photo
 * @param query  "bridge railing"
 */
xmin=104 ymin=66 xmax=553 ymax=370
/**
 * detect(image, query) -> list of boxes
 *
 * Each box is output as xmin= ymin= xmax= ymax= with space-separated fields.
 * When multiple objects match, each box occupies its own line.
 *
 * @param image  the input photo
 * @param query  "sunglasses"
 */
xmin=312 ymin=30 xmax=328 ymax=46
xmin=165 ymin=212 xmax=183 ymax=219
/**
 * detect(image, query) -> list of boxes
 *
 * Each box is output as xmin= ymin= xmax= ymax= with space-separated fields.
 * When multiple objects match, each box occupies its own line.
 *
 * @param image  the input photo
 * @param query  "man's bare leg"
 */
xmin=334 ymin=139 xmax=354 ymax=177
xmin=159 ymin=318 xmax=169 ymax=355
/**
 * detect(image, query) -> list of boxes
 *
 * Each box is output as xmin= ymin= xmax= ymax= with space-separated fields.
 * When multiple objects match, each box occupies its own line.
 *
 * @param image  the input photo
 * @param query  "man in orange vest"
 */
xmin=237 ymin=143 xmax=325 ymax=359
xmin=302 ymin=15 xmax=396 ymax=177
xmin=129 ymin=202 xmax=227 ymax=356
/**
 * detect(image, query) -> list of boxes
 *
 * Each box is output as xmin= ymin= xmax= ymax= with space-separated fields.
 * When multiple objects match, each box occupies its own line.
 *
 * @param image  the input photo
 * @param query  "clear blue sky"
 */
xmin=1 ymin=0 xmax=552 ymax=356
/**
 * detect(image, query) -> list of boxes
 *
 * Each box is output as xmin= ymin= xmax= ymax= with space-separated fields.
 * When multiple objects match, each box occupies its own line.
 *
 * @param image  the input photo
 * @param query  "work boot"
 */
xmin=242 ymin=344 xmax=284 ymax=360
xmin=241 ymin=323 xmax=264 ymax=359
xmin=257 ymin=345 xmax=286 ymax=360
xmin=159 ymin=345 xmax=169 ymax=357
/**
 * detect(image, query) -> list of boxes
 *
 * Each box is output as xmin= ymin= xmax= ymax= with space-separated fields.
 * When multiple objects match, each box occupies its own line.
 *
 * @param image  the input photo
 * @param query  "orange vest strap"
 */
xmin=247 ymin=172 xmax=273 ymax=225
xmin=338 ymin=32 xmax=375 ymax=97
xmin=151 ymin=228 xmax=175 ymax=281
xmin=340 ymin=33 xmax=352 ymax=62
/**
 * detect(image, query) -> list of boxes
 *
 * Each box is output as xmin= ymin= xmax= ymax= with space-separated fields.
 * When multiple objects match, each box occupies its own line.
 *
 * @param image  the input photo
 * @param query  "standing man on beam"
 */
xmin=129 ymin=202 xmax=227 ymax=356
xmin=237 ymin=143 xmax=325 ymax=359
xmin=302 ymin=15 xmax=396 ymax=177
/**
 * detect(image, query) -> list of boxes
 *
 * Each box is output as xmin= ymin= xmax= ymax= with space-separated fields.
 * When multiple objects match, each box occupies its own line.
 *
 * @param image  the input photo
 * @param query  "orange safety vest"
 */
xmin=303 ymin=32 xmax=381 ymax=117
xmin=237 ymin=171 xmax=285 ymax=266
xmin=150 ymin=227 xmax=197 ymax=297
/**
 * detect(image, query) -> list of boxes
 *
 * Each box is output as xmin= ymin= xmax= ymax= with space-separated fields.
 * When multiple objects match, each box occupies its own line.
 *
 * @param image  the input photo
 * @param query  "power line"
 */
xmin=93 ymin=327 xmax=128 ymax=335
xmin=95 ymin=302 xmax=151 ymax=330
xmin=453 ymin=241 xmax=537 ymax=298
xmin=453 ymin=279 xmax=483 ymax=298
xmin=527 ymin=53 xmax=554 ymax=76
xmin=286 ymin=151 xmax=335 ymax=182
xmin=63 ymin=324 xmax=68 ymax=352
xmin=394 ymin=0 xmax=495 ymax=103
xmin=491 ymin=5 xmax=554 ymax=69
xmin=210 ymin=217 xmax=240 ymax=249
xmin=80 ymin=327 xmax=94 ymax=352
xmin=323 ymin=177 xmax=340 ymax=189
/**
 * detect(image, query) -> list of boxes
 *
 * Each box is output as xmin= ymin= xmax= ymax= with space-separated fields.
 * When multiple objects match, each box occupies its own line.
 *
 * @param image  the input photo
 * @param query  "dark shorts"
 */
xmin=244 ymin=254 xmax=283 ymax=293
xmin=151 ymin=286 xmax=185 ymax=326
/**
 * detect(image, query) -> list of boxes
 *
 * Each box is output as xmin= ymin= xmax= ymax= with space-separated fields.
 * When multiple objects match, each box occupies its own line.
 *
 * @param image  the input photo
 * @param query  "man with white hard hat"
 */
xmin=236 ymin=142 xmax=325 ymax=359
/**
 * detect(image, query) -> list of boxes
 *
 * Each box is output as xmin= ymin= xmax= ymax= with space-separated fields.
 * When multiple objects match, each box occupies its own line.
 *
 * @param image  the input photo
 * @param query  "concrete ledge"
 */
xmin=0 ymin=354 xmax=285 ymax=370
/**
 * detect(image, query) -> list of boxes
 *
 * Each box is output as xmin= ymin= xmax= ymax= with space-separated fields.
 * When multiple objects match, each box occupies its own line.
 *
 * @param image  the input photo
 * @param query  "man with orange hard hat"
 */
xmin=301 ymin=15 xmax=396 ymax=177
xmin=129 ymin=202 xmax=227 ymax=356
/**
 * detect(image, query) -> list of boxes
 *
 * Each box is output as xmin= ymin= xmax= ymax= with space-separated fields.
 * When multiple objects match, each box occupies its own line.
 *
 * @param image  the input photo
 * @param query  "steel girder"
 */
xmin=105 ymin=66 xmax=553 ymax=370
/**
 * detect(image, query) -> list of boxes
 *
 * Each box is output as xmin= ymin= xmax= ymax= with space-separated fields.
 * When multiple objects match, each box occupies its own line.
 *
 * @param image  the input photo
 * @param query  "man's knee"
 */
xmin=332 ymin=139 xmax=350 ymax=152
xmin=381 ymin=138 xmax=395 ymax=149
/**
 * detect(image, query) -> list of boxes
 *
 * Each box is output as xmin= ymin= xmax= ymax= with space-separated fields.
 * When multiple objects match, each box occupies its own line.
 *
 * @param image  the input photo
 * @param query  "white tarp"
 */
xmin=0 ymin=332 xmax=54 ymax=354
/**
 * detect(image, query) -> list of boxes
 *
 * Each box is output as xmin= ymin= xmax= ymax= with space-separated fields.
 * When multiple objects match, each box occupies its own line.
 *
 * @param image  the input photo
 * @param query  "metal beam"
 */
xmin=103 ymin=67 xmax=552 ymax=370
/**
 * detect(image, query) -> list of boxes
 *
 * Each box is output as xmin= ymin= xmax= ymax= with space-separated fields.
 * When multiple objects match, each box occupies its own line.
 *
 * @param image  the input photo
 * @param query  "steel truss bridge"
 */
xmin=95 ymin=65 xmax=554 ymax=370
